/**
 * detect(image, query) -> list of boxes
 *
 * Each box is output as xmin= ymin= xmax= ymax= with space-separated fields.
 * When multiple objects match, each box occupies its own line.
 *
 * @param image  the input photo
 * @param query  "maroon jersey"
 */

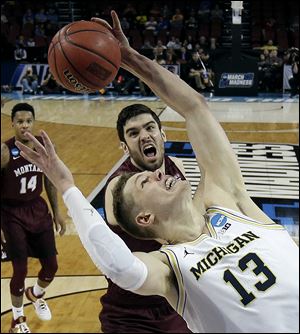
xmin=100 ymin=155 xmax=191 ymax=333
xmin=1 ymin=136 xmax=53 ymax=234
xmin=2 ymin=137 xmax=43 ymax=202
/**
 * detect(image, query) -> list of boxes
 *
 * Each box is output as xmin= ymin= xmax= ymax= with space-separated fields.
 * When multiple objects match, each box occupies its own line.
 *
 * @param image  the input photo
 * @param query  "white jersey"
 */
xmin=160 ymin=206 xmax=299 ymax=333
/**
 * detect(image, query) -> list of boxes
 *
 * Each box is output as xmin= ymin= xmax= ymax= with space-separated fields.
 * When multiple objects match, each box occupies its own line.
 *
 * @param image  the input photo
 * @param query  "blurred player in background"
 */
xmin=1 ymin=103 xmax=66 ymax=333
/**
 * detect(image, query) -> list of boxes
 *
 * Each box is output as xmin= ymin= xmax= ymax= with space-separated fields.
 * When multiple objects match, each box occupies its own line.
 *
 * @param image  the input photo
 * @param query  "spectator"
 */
xmin=153 ymin=54 xmax=166 ymax=65
xmin=210 ymin=37 xmax=217 ymax=50
xmin=21 ymin=67 xmax=38 ymax=94
xmin=26 ymin=37 xmax=36 ymax=47
xmin=144 ymin=16 xmax=157 ymax=31
xmin=259 ymin=49 xmax=283 ymax=92
xmin=156 ymin=16 xmax=170 ymax=32
xmin=45 ymin=21 xmax=57 ymax=37
xmin=185 ymin=14 xmax=198 ymax=30
xmin=135 ymin=14 xmax=147 ymax=30
xmin=198 ymin=0 xmax=213 ymax=22
xmin=183 ymin=35 xmax=195 ymax=51
xmin=267 ymin=49 xmax=283 ymax=91
xmin=35 ymin=8 xmax=48 ymax=24
xmin=171 ymin=8 xmax=184 ymax=29
xmin=34 ymin=24 xmax=46 ymax=37
xmin=166 ymin=36 xmax=181 ymax=49
xmin=46 ymin=7 xmax=58 ymax=27
xmin=23 ymin=8 xmax=34 ymax=25
xmin=40 ymin=72 xmax=63 ymax=94
xmin=161 ymin=4 xmax=171 ymax=18
xmin=198 ymin=35 xmax=209 ymax=52
xmin=177 ymin=46 xmax=189 ymax=64
xmin=141 ymin=40 xmax=154 ymax=50
xmin=155 ymin=39 xmax=167 ymax=51
xmin=153 ymin=46 xmax=165 ymax=62
xmin=1 ymin=11 xmax=8 ymax=24
xmin=257 ymin=53 xmax=269 ymax=92
xmin=14 ymin=45 xmax=27 ymax=62
xmin=165 ymin=48 xmax=178 ymax=64
xmin=261 ymin=39 xmax=278 ymax=52
xmin=113 ymin=69 xmax=138 ymax=95
xmin=186 ymin=51 xmax=206 ymax=91
xmin=289 ymin=62 xmax=299 ymax=97
xmin=15 ymin=35 xmax=26 ymax=48
xmin=120 ymin=17 xmax=130 ymax=30
xmin=199 ymin=49 xmax=214 ymax=91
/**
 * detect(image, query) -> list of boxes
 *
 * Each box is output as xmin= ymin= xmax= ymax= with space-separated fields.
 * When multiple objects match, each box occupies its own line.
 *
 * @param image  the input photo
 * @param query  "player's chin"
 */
xmin=20 ymin=133 xmax=30 ymax=141
xmin=143 ymin=157 xmax=161 ymax=170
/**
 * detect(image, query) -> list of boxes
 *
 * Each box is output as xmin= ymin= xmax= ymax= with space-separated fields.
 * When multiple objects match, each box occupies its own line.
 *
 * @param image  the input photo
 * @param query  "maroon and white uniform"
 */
xmin=1 ymin=137 xmax=56 ymax=261
xmin=100 ymin=155 xmax=191 ymax=333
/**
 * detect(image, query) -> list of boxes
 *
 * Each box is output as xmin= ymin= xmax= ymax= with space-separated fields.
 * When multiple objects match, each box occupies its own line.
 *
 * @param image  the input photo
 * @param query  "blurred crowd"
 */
xmin=1 ymin=0 xmax=299 ymax=96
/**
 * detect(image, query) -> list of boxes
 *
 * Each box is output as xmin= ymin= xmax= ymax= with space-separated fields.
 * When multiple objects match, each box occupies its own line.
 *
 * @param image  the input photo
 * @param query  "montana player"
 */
xmin=1 ymin=103 xmax=66 ymax=333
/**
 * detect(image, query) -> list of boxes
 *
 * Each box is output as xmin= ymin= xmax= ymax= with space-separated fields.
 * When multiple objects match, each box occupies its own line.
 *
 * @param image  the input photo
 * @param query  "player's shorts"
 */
xmin=99 ymin=300 xmax=191 ymax=333
xmin=1 ymin=197 xmax=57 ymax=261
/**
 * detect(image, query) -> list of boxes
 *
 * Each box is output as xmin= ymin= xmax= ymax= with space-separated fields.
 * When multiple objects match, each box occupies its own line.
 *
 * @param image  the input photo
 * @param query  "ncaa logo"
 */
xmin=211 ymin=214 xmax=227 ymax=227
xmin=11 ymin=148 xmax=19 ymax=157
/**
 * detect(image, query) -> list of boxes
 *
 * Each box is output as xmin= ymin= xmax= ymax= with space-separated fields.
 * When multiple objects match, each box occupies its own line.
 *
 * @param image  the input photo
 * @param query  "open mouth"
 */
xmin=165 ymin=177 xmax=177 ymax=190
xmin=143 ymin=144 xmax=157 ymax=158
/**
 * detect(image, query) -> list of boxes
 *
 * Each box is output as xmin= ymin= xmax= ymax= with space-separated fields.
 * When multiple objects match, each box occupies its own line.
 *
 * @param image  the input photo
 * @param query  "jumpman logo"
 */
xmin=184 ymin=247 xmax=194 ymax=258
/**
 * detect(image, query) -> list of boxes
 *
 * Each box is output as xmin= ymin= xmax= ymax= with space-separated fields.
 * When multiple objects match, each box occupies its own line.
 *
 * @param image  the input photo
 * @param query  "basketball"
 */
xmin=48 ymin=20 xmax=121 ymax=93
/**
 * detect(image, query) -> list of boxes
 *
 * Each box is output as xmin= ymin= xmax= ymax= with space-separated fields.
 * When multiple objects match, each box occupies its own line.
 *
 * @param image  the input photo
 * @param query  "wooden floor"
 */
xmin=1 ymin=95 xmax=299 ymax=333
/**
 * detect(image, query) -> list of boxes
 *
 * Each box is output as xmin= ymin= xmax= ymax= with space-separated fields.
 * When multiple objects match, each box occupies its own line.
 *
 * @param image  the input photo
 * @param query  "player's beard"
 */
xmin=128 ymin=147 xmax=164 ymax=171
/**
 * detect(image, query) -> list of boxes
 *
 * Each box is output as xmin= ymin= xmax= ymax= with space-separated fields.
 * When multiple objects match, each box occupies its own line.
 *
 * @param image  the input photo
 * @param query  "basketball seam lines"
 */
xmin=55 ymin=30 xmax=66 ymax=86
xmin=57 ymin=31 xmax=100 ymax=89
xmin=50 ymin=30 xmax=111 ymax=50
xmin=64 ymin=32 xmax=119 ymax=70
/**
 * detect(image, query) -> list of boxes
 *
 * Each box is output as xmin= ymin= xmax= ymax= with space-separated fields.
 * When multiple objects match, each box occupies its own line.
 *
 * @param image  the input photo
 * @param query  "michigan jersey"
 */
xmin=161 ymin=206 xmax=299 ymax=333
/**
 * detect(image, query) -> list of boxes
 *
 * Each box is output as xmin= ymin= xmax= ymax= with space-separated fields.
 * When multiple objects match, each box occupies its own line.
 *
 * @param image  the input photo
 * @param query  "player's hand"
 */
xmin=15 ymin=130 xmax=75 ymax=195
xmin=91 ymin=10 xmax=130 ymax=50
xmin=54 ymin=212 xmax=66 ymax=236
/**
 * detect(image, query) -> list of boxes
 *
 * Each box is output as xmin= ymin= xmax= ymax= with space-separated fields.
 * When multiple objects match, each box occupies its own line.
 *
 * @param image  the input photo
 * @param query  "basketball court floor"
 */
xmin=1 ymin=91 xmax=299 ymax=333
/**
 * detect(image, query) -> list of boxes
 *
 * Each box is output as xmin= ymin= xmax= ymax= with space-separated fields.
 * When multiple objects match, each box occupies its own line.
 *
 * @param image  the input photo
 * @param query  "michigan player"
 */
xmin=16 ymin=11 xmax=299 ymax=333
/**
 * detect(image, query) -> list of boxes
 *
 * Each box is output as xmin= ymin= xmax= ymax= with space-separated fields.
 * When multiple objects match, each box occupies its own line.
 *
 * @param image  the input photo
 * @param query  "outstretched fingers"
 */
xmin=111 ymin=10 xmax=121 ymax=30
xmin=15 ymin=140 xmax=41 ymax=165
xmin=40 ymin=130 xmax=56 ymax=156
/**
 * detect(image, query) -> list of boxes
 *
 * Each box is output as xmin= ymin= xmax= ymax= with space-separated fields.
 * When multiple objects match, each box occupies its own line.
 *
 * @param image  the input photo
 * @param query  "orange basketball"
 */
xmin=48 ymin=20 xmax=121 ymax=93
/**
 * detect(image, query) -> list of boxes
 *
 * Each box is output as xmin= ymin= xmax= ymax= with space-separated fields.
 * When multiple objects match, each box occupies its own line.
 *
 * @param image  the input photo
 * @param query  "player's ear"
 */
xmin=120 ymin=141 xmax=129 ymax=154
xmin=136 ymin=212 xmax=155 ymax=227
xmin=161 ymin=129 xmax=167 ymax=142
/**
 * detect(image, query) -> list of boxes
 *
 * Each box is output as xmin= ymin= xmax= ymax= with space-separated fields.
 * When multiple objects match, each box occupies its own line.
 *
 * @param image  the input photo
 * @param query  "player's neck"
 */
xmin=164 ymin=204 xmax=205 ymax=244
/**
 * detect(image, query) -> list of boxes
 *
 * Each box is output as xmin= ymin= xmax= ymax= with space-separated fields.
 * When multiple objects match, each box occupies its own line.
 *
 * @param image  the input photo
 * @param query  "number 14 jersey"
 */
xmin=2 ymin=136 xmax=44 ymax=202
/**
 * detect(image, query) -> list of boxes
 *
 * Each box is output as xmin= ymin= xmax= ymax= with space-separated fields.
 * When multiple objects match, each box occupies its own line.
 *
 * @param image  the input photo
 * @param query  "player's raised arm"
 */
xmin=15 ymin=131 xmax=173 ymax=299
xmin=92 ymin=11 xmax=245 ymax=210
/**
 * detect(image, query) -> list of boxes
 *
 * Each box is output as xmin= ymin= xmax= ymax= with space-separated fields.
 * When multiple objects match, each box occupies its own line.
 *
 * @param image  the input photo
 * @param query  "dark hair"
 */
xmin=116 ymin=104 xmax=162 ymax=143
xmin=11 ymin=103 xmax=35 ymax=121
xmin=112 ymin=172 xmax=156 ymax=239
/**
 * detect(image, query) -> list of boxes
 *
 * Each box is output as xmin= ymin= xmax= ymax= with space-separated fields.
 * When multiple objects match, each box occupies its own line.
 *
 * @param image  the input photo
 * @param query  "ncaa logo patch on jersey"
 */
xmin=211 ymin=213 xmax=232 ymax=235
xmin=11 ymin=147 xmax=20 ymax=157
xmin=211 ymin=213 xmax=227 ymax=227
